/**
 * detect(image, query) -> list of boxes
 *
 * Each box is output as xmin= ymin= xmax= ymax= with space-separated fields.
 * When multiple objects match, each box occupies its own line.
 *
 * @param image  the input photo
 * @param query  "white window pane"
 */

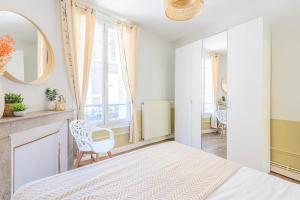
xmin=85 ymin=22 xmax=104 ymax=122
xmin=108 ymin=28 xmax=118 ymax=62
xmin=107 ymin=28 xmax=129 ymax=121
xmin=204 ymin=57 xmax=213 ymax=103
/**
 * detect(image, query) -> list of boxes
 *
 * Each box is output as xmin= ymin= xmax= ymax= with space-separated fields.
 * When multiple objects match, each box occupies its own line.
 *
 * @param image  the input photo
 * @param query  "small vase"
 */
xmin=0 ymin=82 xmax=4 ymax=118
xmin=4 ymin=104 xmax=14 ymax=117
xmin=13 ymin=111 xmax=25 ymax=117
xmin=47 ymin=101 xmax=56 ymax=110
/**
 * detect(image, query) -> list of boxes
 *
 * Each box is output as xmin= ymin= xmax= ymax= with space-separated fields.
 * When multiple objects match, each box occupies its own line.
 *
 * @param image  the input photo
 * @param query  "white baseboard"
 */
xmin=271 ymin=163 xmax=300 ymax=182
xmin=112 ymin=134 xmax=174 ymax=155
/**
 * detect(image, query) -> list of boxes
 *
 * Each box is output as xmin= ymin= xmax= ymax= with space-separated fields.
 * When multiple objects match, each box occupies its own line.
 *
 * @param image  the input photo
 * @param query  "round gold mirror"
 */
xmin=0 ymin=11 xmax=54 ymax=84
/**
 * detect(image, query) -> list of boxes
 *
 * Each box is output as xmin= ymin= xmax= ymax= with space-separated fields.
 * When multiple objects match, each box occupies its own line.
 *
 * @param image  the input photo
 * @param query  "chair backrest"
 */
xmin=69 ymin=120 xmax=92 ymax=151
xmin=216 ymin=109 xmax=227 ymax=124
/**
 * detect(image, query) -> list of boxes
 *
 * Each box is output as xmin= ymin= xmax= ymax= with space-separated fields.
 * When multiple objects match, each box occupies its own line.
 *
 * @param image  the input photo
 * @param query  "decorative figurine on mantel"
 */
xmin=55 ymin=95 xmax=66 ymax=111
xmin=0 ymin=35 xmax=16 ymax=118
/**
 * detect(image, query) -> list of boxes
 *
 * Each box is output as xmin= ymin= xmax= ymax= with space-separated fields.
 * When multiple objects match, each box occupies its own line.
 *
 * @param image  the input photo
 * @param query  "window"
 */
xmin=85 ymin=20 xmax=130 ymax=126
xmin=202 ymin=54 xmax=214 ymax=113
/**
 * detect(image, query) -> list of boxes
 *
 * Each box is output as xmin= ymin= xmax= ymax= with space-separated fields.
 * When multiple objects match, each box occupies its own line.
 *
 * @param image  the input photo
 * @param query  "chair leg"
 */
xmin=75 ymin=151 xmax=84 ymax=168
xmin=90 ymin=153 xmax=94 ymax=161
xmin=221 ymin=124 xmax=224 ymax=135
xmin=107 ymin=151 xmax=112 ymax=158
xmin=218 ymin=124 xmax=222 ymax=135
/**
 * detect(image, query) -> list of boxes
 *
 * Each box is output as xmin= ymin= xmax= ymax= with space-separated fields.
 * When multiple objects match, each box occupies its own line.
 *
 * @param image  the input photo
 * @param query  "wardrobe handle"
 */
xmin=226 ymin=100 xmax=231 ymax=108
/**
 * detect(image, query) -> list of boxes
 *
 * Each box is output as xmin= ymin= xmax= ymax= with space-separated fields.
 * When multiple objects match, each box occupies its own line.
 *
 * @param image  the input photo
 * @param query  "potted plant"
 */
xmin=12 ymin=103 xmax=26 ymax=117
xmin=0 ymin=35 xmax=16 ymax=118
xmin=45 ymin=88 xmax=58 ymax=110
xmin=4 ymin=93 xmax=24 ymax=117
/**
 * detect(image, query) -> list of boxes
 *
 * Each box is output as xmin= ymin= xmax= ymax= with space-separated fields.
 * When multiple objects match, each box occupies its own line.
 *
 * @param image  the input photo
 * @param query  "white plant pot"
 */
xmin=0 ymin=82 xmax=4 ymax=118
xmin=47 ymin=101 xmax=56 ymax=110
xmin=13 ymin=111 xmax=26 ymax=117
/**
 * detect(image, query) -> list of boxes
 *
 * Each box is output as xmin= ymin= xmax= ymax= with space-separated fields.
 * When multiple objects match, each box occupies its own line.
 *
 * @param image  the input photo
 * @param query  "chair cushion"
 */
xmin=92 ymin=139 xmax=114 ymax=154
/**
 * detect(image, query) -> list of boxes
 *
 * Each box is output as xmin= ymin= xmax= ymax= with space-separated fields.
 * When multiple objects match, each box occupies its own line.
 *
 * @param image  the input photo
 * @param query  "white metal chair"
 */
xmin=70 ymin=120 xmax=115 ymax=167
xmin=216 ymin=109 xmax=227 ymax=135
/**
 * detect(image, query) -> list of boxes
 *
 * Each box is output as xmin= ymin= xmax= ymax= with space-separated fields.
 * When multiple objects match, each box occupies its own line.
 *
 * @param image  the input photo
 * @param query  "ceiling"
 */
xmin=85 ymin=0 xmax=300 ymax=41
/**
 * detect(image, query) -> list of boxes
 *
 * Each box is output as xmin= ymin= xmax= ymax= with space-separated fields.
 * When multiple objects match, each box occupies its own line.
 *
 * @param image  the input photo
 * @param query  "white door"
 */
xmin=175 ymin=40 xmax=202 ymax=148
xmin=175 ymin=44 xmax=192 ymax=146
xmin=227 ymin=17 xmax=270 ymax=172
xmin=191 ymin=40 xmax=203 ymax=148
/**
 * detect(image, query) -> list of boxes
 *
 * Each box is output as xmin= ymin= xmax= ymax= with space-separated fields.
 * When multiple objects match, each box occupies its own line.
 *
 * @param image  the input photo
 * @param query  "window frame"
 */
xmin=86 ymin=19 xmax=131 ymax=128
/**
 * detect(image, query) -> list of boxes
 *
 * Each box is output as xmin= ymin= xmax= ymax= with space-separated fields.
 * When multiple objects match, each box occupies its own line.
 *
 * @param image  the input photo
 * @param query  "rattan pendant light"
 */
xmin=165 ymin=0 xmax=204 ymax=21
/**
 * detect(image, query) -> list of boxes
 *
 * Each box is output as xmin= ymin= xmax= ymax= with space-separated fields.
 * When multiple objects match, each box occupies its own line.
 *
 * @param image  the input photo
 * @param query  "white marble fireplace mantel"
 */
xmin=0 ymin=110 xmax=74 ymax=200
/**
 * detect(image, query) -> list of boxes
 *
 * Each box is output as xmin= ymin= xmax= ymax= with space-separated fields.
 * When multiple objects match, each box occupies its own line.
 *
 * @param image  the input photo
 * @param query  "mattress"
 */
xmin=12 ymin=142 xmax=239 ymax=200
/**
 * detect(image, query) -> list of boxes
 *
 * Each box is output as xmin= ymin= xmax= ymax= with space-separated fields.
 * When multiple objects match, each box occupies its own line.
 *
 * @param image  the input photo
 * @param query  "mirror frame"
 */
xmin=1 ymin=10 xmax=55 ymax=85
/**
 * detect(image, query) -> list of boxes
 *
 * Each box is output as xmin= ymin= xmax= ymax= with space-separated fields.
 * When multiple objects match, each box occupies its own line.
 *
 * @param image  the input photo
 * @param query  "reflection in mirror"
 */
xmin=201 ymin=31 xmax=228 ymax=159
xmin=0 ymin=11 xmax=53 ymax=83
xmin=221 ymin=79 xmax=227 ymax=93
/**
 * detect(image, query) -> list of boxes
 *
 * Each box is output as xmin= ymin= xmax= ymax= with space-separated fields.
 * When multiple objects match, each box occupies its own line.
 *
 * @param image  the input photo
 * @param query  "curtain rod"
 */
xmin=75 ymin=1 xmax=135 ymax=26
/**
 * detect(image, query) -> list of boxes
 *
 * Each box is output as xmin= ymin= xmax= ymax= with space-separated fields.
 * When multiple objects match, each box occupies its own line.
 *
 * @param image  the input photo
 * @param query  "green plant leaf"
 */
xmin=12 ymin=103 xmax=26 ymax=111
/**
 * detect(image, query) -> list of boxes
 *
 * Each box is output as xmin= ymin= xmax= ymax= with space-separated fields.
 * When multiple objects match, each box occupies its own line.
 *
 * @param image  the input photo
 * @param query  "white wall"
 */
xmin=271 ymin=15 xmax=300 ymax=121
xmin=0 ymin=0 xmax=72 ymax=112
xmin=13 ymin=39 xmax=37 ymax=82
xmin=7 ymin=50 xmax=24 ymax=81
xmin=136 ymin=28 xmax=175 ymax=108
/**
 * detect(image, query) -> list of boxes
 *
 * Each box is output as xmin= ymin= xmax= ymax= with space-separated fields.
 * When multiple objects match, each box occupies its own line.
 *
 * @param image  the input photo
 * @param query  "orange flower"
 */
xmin=0 ymin=35 xmax=16 ymax=57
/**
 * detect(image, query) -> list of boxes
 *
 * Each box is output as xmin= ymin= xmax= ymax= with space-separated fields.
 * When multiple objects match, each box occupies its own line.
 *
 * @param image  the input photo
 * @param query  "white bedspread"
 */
xmin=12 ymin=142 xmax=240 ymax=200
xmin=208 ymin=167 xmax=300 ymax=200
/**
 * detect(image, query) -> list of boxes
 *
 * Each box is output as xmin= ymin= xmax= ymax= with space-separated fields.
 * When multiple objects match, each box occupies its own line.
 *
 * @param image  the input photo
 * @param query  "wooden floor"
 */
xmin=201 ymin=132 xmax=227 ymax=159
xmin=270 ymin=171 xmax=300 ymax=184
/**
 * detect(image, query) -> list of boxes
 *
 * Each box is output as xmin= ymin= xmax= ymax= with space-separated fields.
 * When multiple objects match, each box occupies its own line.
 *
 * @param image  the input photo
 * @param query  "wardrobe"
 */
xmin=175 ymin=17 xmax=271 ymax=173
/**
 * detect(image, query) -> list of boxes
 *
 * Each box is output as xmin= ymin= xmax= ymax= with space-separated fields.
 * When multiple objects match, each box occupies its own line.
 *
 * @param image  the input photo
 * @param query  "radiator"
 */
xmin=142 ymin=101 xmax=171 ymax=141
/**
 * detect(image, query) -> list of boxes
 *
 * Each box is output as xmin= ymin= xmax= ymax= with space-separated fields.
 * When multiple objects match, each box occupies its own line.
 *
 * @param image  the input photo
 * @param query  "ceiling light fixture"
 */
xmin=165 ymin=0 xmax=204 ymax=21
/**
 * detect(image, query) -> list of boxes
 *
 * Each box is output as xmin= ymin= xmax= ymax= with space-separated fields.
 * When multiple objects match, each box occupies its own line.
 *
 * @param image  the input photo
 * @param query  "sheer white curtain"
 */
xmin=117 ymin=23 xmax=139 ymax=143
xmin=60 ymin=0 xmax=95 ymax=119
xmin=211 ymin=54 xmax=220 ymax=128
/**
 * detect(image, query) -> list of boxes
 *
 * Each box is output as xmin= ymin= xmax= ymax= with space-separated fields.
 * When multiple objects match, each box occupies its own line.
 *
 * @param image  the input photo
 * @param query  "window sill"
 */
xmin=104 ymin=121 xmax=130 ymax=129
xmin=92 ymin=125 xmax=130 ymax=141
xmin=91 ymin=122 xmax=130 ymax=136
xmin=88 ymin=121 xmax=130 ymax=129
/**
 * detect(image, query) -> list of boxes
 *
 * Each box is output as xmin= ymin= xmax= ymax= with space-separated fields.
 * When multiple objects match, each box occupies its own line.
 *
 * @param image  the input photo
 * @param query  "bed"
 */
xmin=12 ymin=142 xmax=300 ymax=200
